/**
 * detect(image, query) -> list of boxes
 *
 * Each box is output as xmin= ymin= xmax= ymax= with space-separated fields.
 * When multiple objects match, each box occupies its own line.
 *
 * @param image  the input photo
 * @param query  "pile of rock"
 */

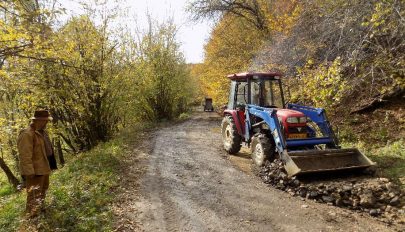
xmin=259 ymin=159 xmax=405 ymax=223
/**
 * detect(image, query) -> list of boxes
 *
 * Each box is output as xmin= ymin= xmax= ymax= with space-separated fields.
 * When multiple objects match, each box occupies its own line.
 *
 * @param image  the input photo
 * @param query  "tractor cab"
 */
xmin=226 ymin=72 xmax=308 ymax=141
xmin=227 ymin=72 xmax=285 ymax=110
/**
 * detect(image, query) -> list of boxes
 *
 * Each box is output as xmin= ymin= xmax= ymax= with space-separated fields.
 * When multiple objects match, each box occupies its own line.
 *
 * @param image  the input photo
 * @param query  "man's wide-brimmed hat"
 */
xmin=31 ymin=110 xmax=53 ymax=121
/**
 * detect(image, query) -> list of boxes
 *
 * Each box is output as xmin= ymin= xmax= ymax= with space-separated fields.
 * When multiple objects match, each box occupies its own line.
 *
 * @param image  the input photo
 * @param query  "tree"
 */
xmin=191 ymin=0 xmax=404 ymax=112
xmin=0 ymin=0 xmax=61 ymax=188
xmin=0 ymin=0 xmax=128 ymax=187
xmin=0 ymin=0 xmax=199 ymax=190
xmin=188 ymin=0 xmax=301 ymax=106
xmin=189 ymin=0 xmax=269 ymax=32
xmin=188 ymin=0 xmax=300 ymax=34
xmin=256 ymin=0 xmax=404 ymax=109
xmin=129 ymin=19 xmax=196 ymax=121
xmin=197 ymin=13 xmax=268 ymax=105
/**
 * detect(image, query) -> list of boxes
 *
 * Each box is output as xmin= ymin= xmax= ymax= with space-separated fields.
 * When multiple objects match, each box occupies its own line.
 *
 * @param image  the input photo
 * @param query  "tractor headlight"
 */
xmin=286 ymin=117 xmax=299 ymax=123
xmin=287 ymin=117 xmax=307 ymax=124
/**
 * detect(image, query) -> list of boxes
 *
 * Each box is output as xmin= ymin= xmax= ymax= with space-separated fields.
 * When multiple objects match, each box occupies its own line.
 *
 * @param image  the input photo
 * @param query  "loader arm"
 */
xmin=287 ymin=103 xmax=339 ymax=148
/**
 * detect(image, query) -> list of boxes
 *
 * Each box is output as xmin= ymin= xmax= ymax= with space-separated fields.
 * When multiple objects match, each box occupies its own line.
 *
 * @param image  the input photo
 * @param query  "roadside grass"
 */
xmin=341 ymin=139 xmax=405 ymax=188
xmin=0 ymin=192 xmax=25 ymax=230
xmin=0 ymin=158 xmax=23 ymax=230
xmin=0 ymin=125 xmax=146 ymax=231
xmin=178 ymin=112 xmax=191 ymax=121
xmin=0 ymin=183 xmax=14 ymax=198
xmin=38 ymin=139 xmax=124 ymax=231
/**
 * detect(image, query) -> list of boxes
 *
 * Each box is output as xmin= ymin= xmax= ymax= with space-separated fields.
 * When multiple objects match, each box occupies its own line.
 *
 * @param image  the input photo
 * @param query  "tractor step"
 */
xmin=282 ymin=148 xmax=375 ymax=177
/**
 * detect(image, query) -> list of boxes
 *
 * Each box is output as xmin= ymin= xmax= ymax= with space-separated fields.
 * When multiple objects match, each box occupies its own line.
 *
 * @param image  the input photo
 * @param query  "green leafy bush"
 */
xmin=295 ymin=58 xmax=348 ymax=110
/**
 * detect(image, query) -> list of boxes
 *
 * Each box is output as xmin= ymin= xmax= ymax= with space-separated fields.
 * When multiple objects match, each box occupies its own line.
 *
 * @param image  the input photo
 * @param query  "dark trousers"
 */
xmin=25 ymin=175 xmax=49 ymax=217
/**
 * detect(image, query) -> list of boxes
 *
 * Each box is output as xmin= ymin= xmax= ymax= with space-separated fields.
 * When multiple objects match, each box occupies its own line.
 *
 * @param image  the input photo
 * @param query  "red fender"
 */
xmin=224 ymin=109 xmax=245 ymax=136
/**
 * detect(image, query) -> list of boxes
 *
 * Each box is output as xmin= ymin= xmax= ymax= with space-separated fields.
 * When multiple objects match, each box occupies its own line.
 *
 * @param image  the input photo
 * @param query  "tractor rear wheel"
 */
xmin=251 ymin=134 xmax=276 ymax=166
xmin=221 ymin=115 xmax=242 ymax=154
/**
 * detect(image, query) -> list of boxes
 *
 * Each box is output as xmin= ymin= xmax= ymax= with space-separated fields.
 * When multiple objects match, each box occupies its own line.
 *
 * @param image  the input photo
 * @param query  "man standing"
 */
xmin=17 ymin=110 xmax=57 ymax=217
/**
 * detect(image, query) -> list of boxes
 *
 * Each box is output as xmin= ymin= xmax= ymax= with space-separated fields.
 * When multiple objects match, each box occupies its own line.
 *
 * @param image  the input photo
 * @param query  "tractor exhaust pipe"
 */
xmin=281 ymin=148 xmax=376 ymax=177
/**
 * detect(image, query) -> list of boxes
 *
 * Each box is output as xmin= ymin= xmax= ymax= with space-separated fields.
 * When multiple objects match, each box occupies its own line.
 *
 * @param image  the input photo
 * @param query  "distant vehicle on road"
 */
xmin=204 ymin=97 xmax=214 ymax=112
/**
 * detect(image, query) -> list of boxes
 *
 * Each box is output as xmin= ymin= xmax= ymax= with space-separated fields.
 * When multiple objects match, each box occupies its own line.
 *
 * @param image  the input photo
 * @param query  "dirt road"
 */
xmin=114 ymin=112 xmax=400 ymax=232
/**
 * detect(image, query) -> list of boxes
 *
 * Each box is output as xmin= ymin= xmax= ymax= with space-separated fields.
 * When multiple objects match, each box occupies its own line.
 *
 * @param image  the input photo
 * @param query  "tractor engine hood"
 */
xmin=276 ymin=109 xmax=306 ymax=120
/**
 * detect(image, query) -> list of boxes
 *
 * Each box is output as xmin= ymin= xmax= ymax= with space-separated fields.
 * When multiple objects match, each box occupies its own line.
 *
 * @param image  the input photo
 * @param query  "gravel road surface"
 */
xmin=115 ymin=112 xmax=399 ymax=232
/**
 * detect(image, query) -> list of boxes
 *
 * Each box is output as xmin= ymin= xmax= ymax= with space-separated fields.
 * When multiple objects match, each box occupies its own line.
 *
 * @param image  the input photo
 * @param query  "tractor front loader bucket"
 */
xmin=281 ymin=148 xmax=375 ymax=177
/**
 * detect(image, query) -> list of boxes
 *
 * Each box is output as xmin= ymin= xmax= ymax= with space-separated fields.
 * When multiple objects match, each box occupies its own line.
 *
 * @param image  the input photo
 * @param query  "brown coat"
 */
xmin=17 ymin=125 xmax=51 ymax=176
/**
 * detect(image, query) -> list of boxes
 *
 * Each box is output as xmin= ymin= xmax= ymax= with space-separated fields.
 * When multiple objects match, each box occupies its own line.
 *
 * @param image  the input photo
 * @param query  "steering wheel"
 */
xmin=243 ymin=84 xmax=248 ymax=103
xmin=264 ymin=105 xmax=278 ymax=108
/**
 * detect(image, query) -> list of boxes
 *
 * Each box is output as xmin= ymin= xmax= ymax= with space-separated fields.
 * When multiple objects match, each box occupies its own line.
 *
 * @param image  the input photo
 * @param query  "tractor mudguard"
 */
xmin=223 ymin=109 xmax=245 ymax=136
xmin=245 ymin=105 xmax=285 ymax=150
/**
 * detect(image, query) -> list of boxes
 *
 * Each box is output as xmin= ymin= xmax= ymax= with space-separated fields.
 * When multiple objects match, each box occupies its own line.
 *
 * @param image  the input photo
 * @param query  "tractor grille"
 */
xmin=288 ymin=127 xmax=307 ymax=134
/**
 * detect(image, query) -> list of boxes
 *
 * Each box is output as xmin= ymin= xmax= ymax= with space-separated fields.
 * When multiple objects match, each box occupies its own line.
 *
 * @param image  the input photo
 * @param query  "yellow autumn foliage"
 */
xmin=192 ymin=0 xmax=403 ymax=113
xmin=198 ymin=14 xmax=267 ymax=106
xmin=193 ymin=0 xmax=302 ymax=107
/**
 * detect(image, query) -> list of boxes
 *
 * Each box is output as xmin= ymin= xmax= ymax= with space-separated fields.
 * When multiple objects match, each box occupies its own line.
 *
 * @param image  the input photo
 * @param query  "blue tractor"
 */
xmin=221 ymin=72 xmax=375 ymax=176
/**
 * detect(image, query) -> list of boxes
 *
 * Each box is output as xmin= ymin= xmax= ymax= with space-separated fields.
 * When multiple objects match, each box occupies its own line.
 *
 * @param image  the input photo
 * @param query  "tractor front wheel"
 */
xmin=251 ymin=134 xmax=276 ymax=166
xmin=221 ymin=116 xmax=242 ymax=154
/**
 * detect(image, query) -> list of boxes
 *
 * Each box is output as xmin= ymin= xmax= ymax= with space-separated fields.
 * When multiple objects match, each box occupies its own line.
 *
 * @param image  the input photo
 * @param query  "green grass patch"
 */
xmin=365 ymin=140 xmax=405 ymax=185
xmin=178 ymin=112 xmax=191 ymax=121
xmin=0 ymin=193 xmax=25 ymax=230
xmin=342 ymin=139 xmax=405 ymax=187
xmin=0 ymin=184 xmax=14 ymax=197
xmin=0 ymin=133 xmax=131 ymax=231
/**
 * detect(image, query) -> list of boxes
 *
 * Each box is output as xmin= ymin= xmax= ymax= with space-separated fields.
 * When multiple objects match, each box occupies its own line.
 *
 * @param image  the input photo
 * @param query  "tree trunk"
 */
xmin=57 ymin=132 xmax=77 ymax=153
xmin=7 ymin=138 xmax=19 ymax=171
xmin=56 ymin=137 xmax=65 ymax=167
xmin=0 ymin=156 xmax=20 ymax=189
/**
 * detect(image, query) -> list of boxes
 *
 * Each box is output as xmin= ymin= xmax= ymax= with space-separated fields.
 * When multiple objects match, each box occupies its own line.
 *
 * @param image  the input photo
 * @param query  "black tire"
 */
xmin=251 ymin=133 xmax=276 ymax=166
xmin=221 ymin=115 xmax=242 ymax=154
